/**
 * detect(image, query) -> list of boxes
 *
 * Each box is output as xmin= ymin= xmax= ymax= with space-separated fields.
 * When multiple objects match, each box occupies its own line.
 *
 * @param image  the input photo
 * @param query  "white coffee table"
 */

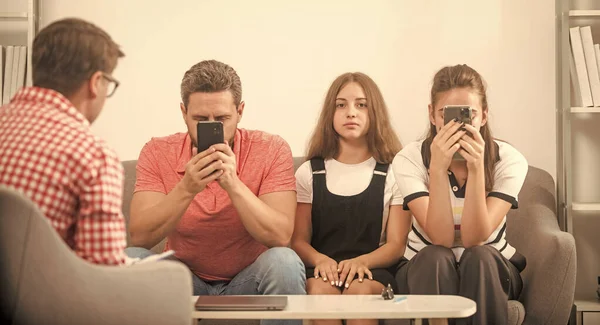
xmin=191 ymin=294 xmax=476 ymax=325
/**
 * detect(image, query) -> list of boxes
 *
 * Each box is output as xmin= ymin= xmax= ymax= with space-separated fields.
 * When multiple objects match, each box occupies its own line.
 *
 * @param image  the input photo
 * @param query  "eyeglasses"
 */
xmin=102 ymin=73 xmax=120 ymax=98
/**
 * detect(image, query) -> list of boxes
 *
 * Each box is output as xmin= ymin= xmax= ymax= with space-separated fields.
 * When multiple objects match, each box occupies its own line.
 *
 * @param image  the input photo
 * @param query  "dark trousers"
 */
xmin=395 ymin=245 xmax=522 ymax=325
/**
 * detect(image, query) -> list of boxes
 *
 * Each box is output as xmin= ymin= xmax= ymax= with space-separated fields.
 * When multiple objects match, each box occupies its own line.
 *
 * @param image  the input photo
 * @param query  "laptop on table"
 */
xmin=194 ymin=295 xmax=288 ymax=311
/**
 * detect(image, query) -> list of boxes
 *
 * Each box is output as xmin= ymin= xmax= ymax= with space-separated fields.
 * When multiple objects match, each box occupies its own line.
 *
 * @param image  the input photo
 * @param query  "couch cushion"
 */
xmin=121 ymin=160 xmax=137 ymax=234
xmin=121 ymin=160 xmax=166 ymax=253
xmin=293 ymin=157 xmax=305 ymax=172
xmin=508 ymin=300 xmax=525 ymax=325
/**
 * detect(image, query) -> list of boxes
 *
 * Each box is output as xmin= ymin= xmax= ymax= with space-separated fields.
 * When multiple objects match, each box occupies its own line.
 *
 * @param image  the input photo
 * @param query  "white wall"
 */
xmin=39 ymin=0 xmax=556 ymax=177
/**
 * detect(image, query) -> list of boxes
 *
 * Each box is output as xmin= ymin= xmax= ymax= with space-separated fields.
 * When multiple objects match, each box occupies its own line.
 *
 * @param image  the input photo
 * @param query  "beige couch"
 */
xmin=121 ymin=159 xmax=576 ymax=325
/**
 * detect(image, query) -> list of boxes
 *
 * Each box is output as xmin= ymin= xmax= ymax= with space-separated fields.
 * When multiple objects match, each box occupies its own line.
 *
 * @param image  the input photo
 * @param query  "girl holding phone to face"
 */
xmin=291 ymin=72 xmax=411 ymax=325
xmin=392 ymin=64 xmax=528 ymax=325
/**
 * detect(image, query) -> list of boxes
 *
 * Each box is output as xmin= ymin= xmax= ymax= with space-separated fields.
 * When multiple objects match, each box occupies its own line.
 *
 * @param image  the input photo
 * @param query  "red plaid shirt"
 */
xmin=0 ymin=87 xmax=127 ymax=265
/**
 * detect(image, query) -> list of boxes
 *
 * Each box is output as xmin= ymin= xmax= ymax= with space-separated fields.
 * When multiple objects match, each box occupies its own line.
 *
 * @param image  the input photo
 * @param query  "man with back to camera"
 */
xmin=0 ymin=18 xmax=128 ymax=266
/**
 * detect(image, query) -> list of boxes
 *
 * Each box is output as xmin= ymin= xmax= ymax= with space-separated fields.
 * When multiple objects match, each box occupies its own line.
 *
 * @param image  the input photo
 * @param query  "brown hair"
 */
xmin=306 ymin=72 xmax=402 ymax=164
xmin=180 ymin=60 xmax=242 ymax=108
xmin=423 ymin=64 xmax=499 ymax=191
xmin=32 ymin=18 xmax=124 ymax=97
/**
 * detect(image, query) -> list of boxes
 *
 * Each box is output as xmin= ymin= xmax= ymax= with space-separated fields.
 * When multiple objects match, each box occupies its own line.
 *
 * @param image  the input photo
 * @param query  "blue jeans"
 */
xmin=126 ymin=246 xmax=306 ymax=325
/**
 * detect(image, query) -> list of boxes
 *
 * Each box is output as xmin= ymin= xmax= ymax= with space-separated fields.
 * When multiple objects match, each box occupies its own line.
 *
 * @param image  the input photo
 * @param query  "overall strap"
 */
xmin=310 ymin=157 xmax=327 ymax=201
xmin=373 ymin=162 xmax=389 ymax=177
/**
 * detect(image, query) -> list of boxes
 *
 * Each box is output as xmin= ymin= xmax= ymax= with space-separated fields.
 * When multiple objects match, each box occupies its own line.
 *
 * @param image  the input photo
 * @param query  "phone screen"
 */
xmin=197 ymin=121 xmax=224 ymax=153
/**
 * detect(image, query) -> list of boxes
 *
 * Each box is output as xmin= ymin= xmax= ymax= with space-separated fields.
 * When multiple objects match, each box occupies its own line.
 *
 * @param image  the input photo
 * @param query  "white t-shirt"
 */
xmin=391 ymin=140 xmax=528 ymax=261
xmin=296 ymin=157 xmax=404 ymax=245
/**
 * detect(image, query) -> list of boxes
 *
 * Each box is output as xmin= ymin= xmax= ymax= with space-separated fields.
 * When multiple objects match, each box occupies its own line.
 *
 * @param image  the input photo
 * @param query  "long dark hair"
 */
xmin=422 ymin=64 xmax=498 ymax=191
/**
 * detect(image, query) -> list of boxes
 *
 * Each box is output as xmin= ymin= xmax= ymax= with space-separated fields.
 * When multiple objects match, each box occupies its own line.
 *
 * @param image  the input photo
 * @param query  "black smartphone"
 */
xmin=443 ymin=105 xmax=472 ymax=160
xmin=443 ymin=105 xmax=472 ymax=126
xmin=196 ymin=121 xmax=224 ymax=153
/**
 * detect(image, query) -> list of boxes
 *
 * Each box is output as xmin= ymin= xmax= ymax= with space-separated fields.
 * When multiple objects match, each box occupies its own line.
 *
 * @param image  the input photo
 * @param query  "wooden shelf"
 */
xmin=0 ymin=12 xmax=28 ymax=20
xmin=572 ymin=203 xmax=600 ymax=211
xmin=571 ymin=107 xmax=600 ymax=113
xmin=570 ymin=10 xmax=600 ymax=17
xmin=575 ymin=299 xmax=600 ymax=312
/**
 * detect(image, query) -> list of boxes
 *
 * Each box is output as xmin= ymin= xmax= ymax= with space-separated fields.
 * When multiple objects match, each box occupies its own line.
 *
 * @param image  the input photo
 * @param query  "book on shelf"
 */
xmin=1 ymin=45 xmax=28 ymax=105
xmin=570 ymin=26 xmax=594 ymax=107
xmin=570 ymin=42 xmax=584 ymax=107
xmin=2 ymin=46 xmax=14 ymax=105
xmin=0 ymin=46 xmax=3 ymax=103
xmin=595 ymin=44 xmax=600 ymax=104
xmin=15 ymin=46 xmax=26 ymax=95
xmin=580 ymin=26 xmax=600 ymax=106
xmin=9 ymin=45 xmax=19 ymax=101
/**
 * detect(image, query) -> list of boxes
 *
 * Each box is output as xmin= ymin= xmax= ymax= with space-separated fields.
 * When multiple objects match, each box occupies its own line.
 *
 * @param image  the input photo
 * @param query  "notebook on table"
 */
xmin=194 ymin=295 xmax=288 ymax=311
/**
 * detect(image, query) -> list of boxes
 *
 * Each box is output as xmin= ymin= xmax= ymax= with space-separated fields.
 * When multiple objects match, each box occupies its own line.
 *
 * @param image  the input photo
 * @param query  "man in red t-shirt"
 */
xmin=126 ymin=60 xmax=305 ymax=325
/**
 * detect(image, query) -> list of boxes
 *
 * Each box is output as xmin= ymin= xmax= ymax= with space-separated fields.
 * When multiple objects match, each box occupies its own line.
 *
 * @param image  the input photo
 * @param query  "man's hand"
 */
xmin=179 ymin=147 xmax=224 ymax=196
xmin=209 ymin=142 xmax=240 ymax=192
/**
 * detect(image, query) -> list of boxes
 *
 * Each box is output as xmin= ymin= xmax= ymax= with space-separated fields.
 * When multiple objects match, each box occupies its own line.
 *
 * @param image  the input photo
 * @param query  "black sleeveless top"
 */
xmin=309 ymin=158 xmax=389 ymax=262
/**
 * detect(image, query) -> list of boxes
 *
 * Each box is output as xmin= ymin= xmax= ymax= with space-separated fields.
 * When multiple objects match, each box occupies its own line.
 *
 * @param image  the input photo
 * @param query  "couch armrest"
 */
xmin=516 ymin=203 xmax=576 ymax=325
xmin=91 ymin=261 xmax=193 ymax=325
xmin=16 ymin=259 xmax=193 ymax=325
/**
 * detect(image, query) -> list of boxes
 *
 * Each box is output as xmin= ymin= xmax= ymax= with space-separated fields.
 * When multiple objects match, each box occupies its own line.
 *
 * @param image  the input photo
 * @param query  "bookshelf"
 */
xmin=0 ymin=12 xmax=28 ymax=20
xmin=570 ymin=10 xmax=600 ymax=17
xmin=558 ymin=0 xmax=600 ymax=323
xmin=0 ymin=0 xmax=40 ymax=87
xmin=570 ymin=107 xmax=600 ymax=113
xmin=571 ymin=203 xmax=600 ymax=212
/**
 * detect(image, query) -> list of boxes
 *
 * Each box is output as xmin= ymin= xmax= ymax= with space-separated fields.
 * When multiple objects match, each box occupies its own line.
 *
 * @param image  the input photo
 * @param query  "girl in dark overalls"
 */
xmin=291 ymin=72 xmax=412 ymax=325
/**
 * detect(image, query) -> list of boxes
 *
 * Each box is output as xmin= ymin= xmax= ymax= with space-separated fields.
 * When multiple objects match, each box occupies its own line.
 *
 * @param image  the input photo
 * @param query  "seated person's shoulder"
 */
xmin=54 ymin=123 xmax=117 ymax=163
xmin=141 ymin=133 xmax=188 ymax=153
xmin=494 ymin=140 xmax=528 ymax=166
xmin=395 ymin=140 xmax=425 ymax=162
xmin=403 ymin=140 xmax=424 ymax=153
xmin=241 ymin=129 xmax=293 ymax=160
xmin=243 ymin=128 xmax=289 ymax=148
xmin=86 ymin=134 xmax=121 ymax=169
xmin=52 ymin=128 xmax=124 ymax=181
xmin=240 ymin=129 xmax=296 ymax=193
xmin=294 ymin=159 xmax=312 ymax=178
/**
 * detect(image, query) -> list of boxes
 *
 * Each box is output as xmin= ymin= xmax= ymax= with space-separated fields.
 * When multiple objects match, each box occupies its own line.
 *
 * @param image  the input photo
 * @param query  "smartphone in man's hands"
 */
xmin=443 ymin=105 xmax=472 ymax=160
xmin=197 ymin=121 xmax=224 ymax=153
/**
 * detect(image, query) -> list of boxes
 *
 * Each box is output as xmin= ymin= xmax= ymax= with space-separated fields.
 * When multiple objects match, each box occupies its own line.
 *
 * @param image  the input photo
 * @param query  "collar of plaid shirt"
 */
xmin=11 ymin=87 xmax=90 ymax=127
